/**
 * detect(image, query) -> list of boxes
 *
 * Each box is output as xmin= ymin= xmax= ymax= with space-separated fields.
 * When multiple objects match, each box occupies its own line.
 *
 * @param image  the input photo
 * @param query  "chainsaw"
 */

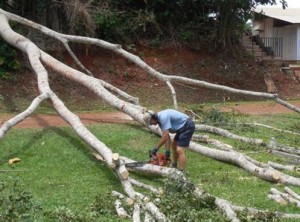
xmin=125 ymin=150 xmax=170 ymax=168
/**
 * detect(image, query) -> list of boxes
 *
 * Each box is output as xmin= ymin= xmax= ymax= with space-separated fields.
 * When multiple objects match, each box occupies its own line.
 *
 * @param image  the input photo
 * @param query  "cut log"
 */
xmin=270 ymin=188 xmax=300 ymax=208
xmin=268 ymin=194 xmax=287 ymax=205
xmin=270 ymin=150 xmax=300 ymax=162
xmin=114 ymin=199 xmax=130 ymax=218
xmin=92 ymin=152 xmax=104 ymax=161
xmin=132 ymin=203 xmax=141 ymax=222
xmin=268 ymin=161 xmax=298 ymax=171
xmin=271 ymin=172 xmax=281 ymax=181
xmin=112 ymin=190 xmax=134 ymax=205
xmin=284 ymin=187 xmax=300 ymax=201
xmin=215 ymin=198 xmax=240 ymax=222
xmin=129 ymin=177 xmax=161 ymax=193
xmin=145 ymin=212 xmax=156 ymax=222
xmin=144 ymin=202 xmax=170 ymax=222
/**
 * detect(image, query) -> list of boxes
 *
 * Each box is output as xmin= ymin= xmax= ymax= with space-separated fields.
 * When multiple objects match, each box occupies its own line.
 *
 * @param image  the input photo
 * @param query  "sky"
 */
xmin=261 ymin=0 xmax=300 ymax=8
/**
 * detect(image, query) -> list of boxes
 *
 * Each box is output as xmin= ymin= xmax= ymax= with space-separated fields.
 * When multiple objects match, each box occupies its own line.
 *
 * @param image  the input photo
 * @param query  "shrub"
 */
xmin=0 ymin=40 xmax=19 ymax=79
xmin=0 ymin=180 xmax=42 ymax=221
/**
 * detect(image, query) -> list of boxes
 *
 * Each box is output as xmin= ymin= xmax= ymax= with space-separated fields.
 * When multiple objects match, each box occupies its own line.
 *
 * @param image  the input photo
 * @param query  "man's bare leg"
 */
xmin=177 ymin=146 xmax=186 ymax=170
xmin=172 ymin=141 xmax=178 ymax=167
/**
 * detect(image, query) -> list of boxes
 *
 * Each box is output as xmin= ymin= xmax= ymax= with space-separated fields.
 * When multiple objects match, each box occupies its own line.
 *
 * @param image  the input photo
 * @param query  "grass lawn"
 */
xmin=0 ymin=110 xmax=300 ymax=221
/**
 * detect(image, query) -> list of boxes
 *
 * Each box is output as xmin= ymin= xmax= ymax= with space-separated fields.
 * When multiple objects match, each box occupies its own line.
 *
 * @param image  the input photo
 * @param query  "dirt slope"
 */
xmin=0 ymin=46 xmax=299 ymax=118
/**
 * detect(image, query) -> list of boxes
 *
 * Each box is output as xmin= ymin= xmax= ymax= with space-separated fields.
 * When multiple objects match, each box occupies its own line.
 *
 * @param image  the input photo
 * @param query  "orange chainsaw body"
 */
xmin=149 ymin=153 xmax=169 ymax=166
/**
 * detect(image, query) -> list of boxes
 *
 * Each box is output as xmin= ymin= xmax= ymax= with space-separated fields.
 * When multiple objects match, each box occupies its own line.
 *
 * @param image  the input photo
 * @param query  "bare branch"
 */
xmin=268 ymin=161 xmax=300 ymax=171
xmin=284 ymin=187 xmax=300 ymax=201
xmin=246 ymin=122 xmax=300 ymax=136
xmin=114 ymin=199 xmax=130 ymax=218
xmin=0 ymin=93 xmax=49 ymax=139
xmin=269 ymin=150 xmax=300 ymax=162
xmin=129 ymin=177 xmax=162 ymax=193
xmin=215 ymin=199 xmax=240 ymax=222
xmin=195 ymin=124 xmax=265 ymax=145
xmin=166 ymin=80 xmax=178 ymax=109
xmin=62 ymin=39 xmax=93 ymax=76
xmin=189 ymin=141 xmax=300 ymax=186
xmin=97 ymin=79 xmax=140 ymax=105
xmin=269 ymin=188 xmax=300 ymax=208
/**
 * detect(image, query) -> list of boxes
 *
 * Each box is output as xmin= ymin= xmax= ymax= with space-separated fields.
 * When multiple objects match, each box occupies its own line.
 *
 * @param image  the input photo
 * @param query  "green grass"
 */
xmin=0 ymin=112 xmax=300 ymax=221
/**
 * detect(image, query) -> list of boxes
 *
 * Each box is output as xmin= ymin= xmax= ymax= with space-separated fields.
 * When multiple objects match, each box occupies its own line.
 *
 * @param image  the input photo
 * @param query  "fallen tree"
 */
xmin=0 ymin=8 xmax=300 ymax=221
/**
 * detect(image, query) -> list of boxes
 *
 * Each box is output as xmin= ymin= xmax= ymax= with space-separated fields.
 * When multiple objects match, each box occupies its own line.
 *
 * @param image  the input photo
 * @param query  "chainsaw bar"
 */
xmin=125 ymin=161 xmax=150 ymax=168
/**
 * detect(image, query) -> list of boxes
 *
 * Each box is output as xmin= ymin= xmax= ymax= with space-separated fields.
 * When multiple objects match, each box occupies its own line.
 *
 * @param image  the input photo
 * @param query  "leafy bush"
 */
xmin=0 ymin=180 xmax=42 ymax=221
xmin=237 ymin=209 xmax=277 ymax=221
xmin=92 ymin=12 xmax=123 ymax=42
xmin=0 ymin=179 xmax=122 ymax=221
xmin=0 ymin=40 xmax=19 ymax=79
xmin=45 ymin=206 xmax=100 ymax=222
xmin=202 ymin=108 xmax=235 ymax=126
xmin=156 ymin=175 xmax=228 ymax=222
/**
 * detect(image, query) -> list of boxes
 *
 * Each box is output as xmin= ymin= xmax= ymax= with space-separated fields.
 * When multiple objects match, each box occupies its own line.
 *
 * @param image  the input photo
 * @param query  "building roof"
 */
xmin=254 ymin=8 xmax=300 ymax=24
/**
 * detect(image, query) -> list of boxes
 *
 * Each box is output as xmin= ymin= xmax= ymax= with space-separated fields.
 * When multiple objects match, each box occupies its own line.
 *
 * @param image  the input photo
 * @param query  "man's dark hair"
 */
xmin=151 ymin=113 xmax=158 ymax=121
xmin=147 ymin=111 xmax=158 ymax=121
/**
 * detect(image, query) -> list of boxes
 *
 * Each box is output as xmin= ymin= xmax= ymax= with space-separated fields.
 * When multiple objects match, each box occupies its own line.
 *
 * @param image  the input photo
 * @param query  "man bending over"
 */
xmin=143 ymin=109 xmax=195 ymax=171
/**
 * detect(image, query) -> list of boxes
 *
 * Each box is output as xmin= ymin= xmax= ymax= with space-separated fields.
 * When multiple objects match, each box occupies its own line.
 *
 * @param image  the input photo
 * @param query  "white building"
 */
xmin=253 ymin=7 xmax=300 ymax=61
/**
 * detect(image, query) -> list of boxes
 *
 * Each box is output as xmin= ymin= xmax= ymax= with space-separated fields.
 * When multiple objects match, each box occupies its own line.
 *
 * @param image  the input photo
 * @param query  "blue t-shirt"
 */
xmin=157 ymin=109 xmax=189 ymax=133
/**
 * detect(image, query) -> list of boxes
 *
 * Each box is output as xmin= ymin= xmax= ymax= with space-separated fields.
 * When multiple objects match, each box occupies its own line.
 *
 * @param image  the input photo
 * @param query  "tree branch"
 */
xmin=0 ymin=93 xmax=49 ymax=139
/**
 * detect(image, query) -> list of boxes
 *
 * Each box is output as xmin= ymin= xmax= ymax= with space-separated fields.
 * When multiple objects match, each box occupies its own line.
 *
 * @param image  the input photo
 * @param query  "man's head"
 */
xmin=143 ymin=110 xmax=159 ymax=125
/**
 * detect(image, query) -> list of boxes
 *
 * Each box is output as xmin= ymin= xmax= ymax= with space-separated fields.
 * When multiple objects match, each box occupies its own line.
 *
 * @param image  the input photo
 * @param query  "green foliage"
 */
xmin=1 ymin=0 xmax=289 ymax=49
xmin=0 ymin=180 xmax=42 ymax=221
xmin=157 ymin=175 xmax=228 ymax=222
xmin=88 ymin=193 xmax=131 ymax=221
xmin=202 ymin=108 xmax=235 ymax=125
xmin=237 ymin=209 xmax=277 ymax=222
xmin=0 ymin=40 xmax=19 ymax=79
xmin=98 ymin=0 xmax=286 ymax=49
xmin=92 ymin=12 xmax=123 ymax=42
xmin=89 ymin=193 xmax=117 ymax=216
xmin=0 ymin=179 xmax=125 ymax=221
xmin=45 ymin=206 xmax=100 ymax=222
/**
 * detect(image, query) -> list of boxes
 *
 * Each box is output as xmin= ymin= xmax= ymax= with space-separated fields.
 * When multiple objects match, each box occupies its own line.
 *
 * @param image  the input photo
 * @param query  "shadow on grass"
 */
xmin=0 ymin=124 xmax=119 ymax=183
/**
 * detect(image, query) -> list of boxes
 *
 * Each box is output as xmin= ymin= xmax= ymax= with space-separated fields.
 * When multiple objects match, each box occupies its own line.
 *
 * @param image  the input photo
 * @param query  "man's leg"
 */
xmin=176 ymin=146 xmax=186 ymax=170
xmin=172 ymin=141 xmax=178 ymax=167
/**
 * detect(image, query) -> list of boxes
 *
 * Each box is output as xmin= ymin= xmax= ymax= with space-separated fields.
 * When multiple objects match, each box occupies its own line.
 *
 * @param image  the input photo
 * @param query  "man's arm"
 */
xmin=156 ymin=130 xmax=170 ymax=150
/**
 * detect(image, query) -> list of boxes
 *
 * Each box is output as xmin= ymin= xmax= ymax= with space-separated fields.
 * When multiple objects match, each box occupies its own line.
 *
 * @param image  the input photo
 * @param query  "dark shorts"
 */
xmin=174 ymin=119 xmax=195 ymax=147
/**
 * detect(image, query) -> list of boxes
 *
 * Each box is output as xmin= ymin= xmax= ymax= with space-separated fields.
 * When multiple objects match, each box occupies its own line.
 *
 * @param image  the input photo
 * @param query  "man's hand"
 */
xmin=149 ymin=147 xmax=159 ymax=157
xmin=165 ymin=150 xmax=171 ymax=160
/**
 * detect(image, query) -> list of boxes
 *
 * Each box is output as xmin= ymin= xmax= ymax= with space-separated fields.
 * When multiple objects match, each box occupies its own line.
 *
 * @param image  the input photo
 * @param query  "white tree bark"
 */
xmin=246 ymin=122 xmax=300 ymax=136
xmin=166 ymin=80 xmax=178 ymax=109
xmin=0 ymin=93 xmax=49 ymax=139
xmin=269 ymin=188 xmax=300 ymax=208
xmin=114 ymin=199 xmax=130 ymax=218
xmin=215 ymin=199 xmax=240 ymax=222
xmin=189 ymin=141 xmax=300 ymax=186
xmin=268 ymin=161 xmax=300 ymax=172
xmin=132 ymin=203 xmax=141 ymax=222
xmin=195 ymin=124 xmax=264 ymax=145
xmin=129 ymin=177 xmax=162 ymax=194
xmin=284 ymin=187 xmax=300 ymax=201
